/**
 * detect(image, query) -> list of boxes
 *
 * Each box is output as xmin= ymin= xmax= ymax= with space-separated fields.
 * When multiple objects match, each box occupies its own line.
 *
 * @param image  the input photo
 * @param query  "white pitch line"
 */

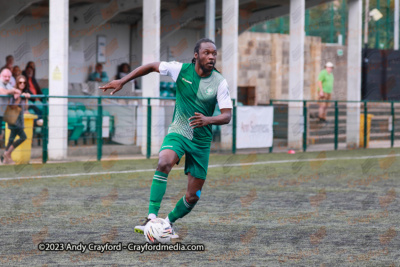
xmin=0 ymin=153 xmax=398 ymax=182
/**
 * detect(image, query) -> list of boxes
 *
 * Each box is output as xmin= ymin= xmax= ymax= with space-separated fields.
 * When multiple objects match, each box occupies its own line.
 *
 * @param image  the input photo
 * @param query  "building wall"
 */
xmin=0 ymin=15 xmax=131 ymax=85
xmin=0 ymin=16 xmax=49 ymax=80
xmin=69 ymin=22 xmax=131 ymax=83
xmin=216 ymin=32 xmax=348 ymax=103
xmin=1 ymin=16 xmax=347 ymax=100
xmin=129 ymin=20 xmax=202 ymax=86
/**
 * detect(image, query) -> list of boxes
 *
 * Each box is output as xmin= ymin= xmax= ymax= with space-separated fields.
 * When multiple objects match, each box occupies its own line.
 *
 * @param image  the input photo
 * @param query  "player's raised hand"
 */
xmin=99 ymin=80 xmax=124 ymax=95
xmin=189 ymin=112 xmax=210 ymax=129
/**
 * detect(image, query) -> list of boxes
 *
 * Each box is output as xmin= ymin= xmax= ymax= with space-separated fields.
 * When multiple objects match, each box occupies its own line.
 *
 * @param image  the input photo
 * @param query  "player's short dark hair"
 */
xmin=191 ymin=38 xmax=219 ymax=72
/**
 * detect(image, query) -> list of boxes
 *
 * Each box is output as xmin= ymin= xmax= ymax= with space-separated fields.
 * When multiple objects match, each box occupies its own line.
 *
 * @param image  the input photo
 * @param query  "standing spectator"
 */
xmin=316 ymin=62 xmax=334 ymax=122
xmin=22 ymin=61 xmax=36 ymax=78
xmin=1 ymin=75 xmax=31 ymax=164
xmin=17 ymin=74 xmax=43 ymax=127
xmin=2 ymin=55 xmax=14 ymax=71
xmin=89 ymin=63 xmax=109 ymax=82
xmin=0 ymin=68 xmax=20 ymax=155
xmin=2 ymin=56 xmax=16 ymax=87
xmin=24 ymin=66 xmax=42 ymax=101
xmin=12 ymin=66 xmax=22 ymax=80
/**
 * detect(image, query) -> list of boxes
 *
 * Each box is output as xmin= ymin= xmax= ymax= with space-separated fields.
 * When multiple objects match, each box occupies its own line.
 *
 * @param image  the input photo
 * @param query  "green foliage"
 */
xmin=250 ymin=0 xmax=396 ymax=49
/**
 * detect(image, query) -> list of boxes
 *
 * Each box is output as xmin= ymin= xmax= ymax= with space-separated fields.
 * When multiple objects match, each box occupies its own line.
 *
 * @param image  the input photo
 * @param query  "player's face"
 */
xmin=196 ymin=42 xmax=217 ymax=72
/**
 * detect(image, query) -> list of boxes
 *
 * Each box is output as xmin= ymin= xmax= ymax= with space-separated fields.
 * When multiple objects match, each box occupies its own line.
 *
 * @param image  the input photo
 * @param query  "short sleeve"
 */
xmin=217 ymin=79 xmax=233 ymax=109
xmin=159 ymin=61 xmax=183 ymax=82
xmin=318 ymin=70 xmax=325 ymax=82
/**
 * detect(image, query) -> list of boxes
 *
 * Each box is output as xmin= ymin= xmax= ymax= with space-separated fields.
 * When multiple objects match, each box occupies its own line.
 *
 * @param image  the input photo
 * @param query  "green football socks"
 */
xmin=148 ymin=171 xmax=168 ymax=216
xmin=168 ymin=195 xmax=196 ymax=223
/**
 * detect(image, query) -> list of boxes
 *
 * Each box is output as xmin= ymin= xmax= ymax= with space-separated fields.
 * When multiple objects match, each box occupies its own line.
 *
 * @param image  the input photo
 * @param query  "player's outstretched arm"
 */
xmin=99 ymin=62 xmax=161 ymax=95
xmin=189 ymin=109 xmax=231 ymax=129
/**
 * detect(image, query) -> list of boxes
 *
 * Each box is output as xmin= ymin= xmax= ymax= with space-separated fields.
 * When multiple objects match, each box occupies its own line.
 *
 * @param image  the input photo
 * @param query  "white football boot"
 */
xmin=134 ymin=218 xmax=151 ymax=234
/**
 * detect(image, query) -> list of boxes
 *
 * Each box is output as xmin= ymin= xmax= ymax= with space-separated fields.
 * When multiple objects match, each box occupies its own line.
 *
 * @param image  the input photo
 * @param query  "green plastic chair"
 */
xmin=85 ymin=109 xmax=96 ymax=133
xmin=76 ymin=109 xmax=86 ymax=131
xmin=68 ymin=102 xmax=77 ymax=110
xmin=68 ymin=110 xmax=77 ymax=130
xmin=160 ymin=82 xmax=167 ymax=91
xmin=75 ymin=102 xmax=86 ymax=112
xmin=161 ymin=90 xmax=169 ymax=97
xmin=68 ymin=110 xmax=84 ymax=141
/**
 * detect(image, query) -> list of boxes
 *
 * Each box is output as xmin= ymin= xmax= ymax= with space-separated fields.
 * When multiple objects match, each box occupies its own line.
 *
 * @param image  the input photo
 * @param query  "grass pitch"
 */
xmin=0 ymin=148 xmax=399 ymax=266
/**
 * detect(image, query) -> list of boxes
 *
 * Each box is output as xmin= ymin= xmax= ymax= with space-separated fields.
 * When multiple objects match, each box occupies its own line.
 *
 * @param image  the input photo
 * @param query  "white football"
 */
xmin=144 ymin=218 xmax=173 ymax=244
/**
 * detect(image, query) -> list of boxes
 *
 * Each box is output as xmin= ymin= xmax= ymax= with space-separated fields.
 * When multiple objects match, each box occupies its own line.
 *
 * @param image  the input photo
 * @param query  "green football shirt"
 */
xmin=159 ymin=61 xmax=233 ymax=143
xmin=318 ymin=69 xmax=334 ymax=94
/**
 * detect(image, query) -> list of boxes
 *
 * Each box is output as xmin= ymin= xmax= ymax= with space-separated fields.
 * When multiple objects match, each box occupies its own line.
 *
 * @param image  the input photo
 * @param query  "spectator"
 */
xmin=116 ymin=63 xmax=137 ymax=89
xmin=13 ymin=66 xmax=22 ymax=79
xmin=0 ymin=68 xmax=20 ymax=154
xmin=24 ymin=66 xmax=42 ymax=101
xmin=1 ymin=75 xmax=31 ymax=164
xmin=314 ymin=62 xmax=334 ymax=123
xmin=16 ymin=74 xmax=43 ymax=127
xmin=117 ymin=63 xmax=138 ymax=88
xmin=2 ymin=56 xmax=16 ymax=87
xmin=2 ymin=55 xmax=14 ymax=71
xmin=89 ymin=63 xmax=109 ymax=82
xmin=116 ymin=63 xmax=130 ymax=79
xmin=22 ymin=61 xmax=36 ymax=78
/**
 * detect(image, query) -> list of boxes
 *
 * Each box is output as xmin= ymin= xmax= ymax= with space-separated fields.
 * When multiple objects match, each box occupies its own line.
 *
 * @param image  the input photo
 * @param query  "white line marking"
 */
xmin=0 ymin=153 xmax=397 ymax=182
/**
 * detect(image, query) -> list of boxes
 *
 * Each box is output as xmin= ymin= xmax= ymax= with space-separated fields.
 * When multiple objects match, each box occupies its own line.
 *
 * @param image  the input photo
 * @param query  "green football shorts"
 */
xmin=159 ymin=133 xmax=211 ymax=180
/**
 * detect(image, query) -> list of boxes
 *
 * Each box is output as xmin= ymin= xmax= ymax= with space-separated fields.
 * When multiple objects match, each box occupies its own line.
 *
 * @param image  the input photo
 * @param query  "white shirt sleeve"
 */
xmin=159 ymin=61 xmax=183 ymax=82
xmin=217 ymin=79 xmax=233 ymax=109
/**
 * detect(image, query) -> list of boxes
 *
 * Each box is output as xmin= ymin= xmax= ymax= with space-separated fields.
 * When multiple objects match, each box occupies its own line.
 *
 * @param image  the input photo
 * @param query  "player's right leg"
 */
xmin=134 ymin=149 xmax=180 ymax=234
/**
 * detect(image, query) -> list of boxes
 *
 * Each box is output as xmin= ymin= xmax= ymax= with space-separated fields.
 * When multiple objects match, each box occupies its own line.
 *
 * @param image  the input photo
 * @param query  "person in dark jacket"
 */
xmin=23 ymin=66 xmax=42 ymax=99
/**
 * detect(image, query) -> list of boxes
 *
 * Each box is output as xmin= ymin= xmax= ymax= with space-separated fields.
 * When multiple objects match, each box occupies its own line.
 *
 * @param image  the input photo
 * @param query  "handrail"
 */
xmin=0 ymin=95 xmax=242 ymax=103
xmin=0 ymin=94 xmax=177 ymax=100
xmin=270 ymin=99 xmax=400 ymax=103
xmin=270 ymin=98 xmax=396 ymax=151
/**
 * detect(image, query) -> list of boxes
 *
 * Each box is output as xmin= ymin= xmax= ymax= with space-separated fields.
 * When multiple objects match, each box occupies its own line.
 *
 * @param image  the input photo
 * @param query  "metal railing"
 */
xmin=0 ymin=95 xmax=237 ymax=163
xmin=1 ymin=94 xmax=398 ymax=164
xmin=269 ymin=99 xmax=399 ymax=152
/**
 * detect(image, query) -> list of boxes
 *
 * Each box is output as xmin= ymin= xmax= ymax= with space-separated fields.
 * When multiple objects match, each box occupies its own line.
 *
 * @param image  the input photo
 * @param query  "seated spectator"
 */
xmin=24 ymin=66 xmax=42 ymax=101
xmin=89 ymin=63 xmax=109 ymax=82
xmin=117 ymin=63 xmax=138 ymax=88
xmin=116 ymin=63 xmax=130 ymax=79
xmin=1 ymin=75 xmax=31 ymax=164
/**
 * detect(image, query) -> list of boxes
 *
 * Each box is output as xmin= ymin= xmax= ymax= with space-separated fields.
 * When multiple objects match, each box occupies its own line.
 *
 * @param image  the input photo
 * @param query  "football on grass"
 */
xmin=144 ymin=218 xmax=173 ymax=244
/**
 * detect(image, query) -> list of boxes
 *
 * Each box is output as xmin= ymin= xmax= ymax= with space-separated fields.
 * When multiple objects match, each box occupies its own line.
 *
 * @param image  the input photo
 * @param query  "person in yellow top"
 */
xmin=316 ymin=62 xmax=334 ymax=122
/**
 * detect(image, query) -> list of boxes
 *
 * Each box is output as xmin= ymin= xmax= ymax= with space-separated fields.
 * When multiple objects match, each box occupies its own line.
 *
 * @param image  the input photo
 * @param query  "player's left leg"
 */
xmin=323 ymin=93 xmax=331 ymax=120
xmin=166 ymin=173 xmax=205 ymax=224
xmin=165 ymin=141 xmax=210 ymax=236
xmin=134 ymin=134 xmax=185 ymax=235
